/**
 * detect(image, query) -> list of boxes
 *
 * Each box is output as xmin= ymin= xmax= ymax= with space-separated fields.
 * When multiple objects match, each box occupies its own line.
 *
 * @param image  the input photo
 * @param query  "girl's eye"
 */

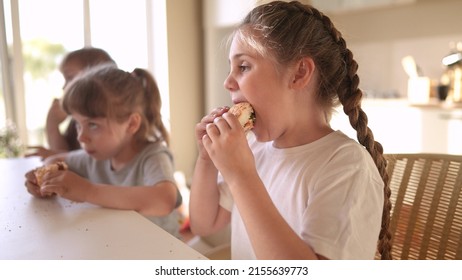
xmin=88 ymin=122 xmax=99 ymax=130
xmin=239 ymin=64 xmax=250 ymax=72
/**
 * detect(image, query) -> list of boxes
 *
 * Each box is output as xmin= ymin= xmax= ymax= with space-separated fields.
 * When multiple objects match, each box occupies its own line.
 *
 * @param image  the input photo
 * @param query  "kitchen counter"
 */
xmin=362 ymin=98 xmax=462 ymax=109
xmin=331 ymin=98 xmax=462 ymax=155
xmin=408 ymin=100 xmax=462 ymax=110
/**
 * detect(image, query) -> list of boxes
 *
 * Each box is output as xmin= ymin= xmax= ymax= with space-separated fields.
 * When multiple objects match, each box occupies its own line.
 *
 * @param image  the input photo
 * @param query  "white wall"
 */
xmin=166 ymin=0 xmax=203 ymax=180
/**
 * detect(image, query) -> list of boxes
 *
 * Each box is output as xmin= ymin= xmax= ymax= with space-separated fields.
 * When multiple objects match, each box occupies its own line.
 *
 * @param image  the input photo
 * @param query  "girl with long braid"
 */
xmin=25 ymin=65 xmax=182 ymax=238
xmin=189 ymin=1 xmax=392 ymax=259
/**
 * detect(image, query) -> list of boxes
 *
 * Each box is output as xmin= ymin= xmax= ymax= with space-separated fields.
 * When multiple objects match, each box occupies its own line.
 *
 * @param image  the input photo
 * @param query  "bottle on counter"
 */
xmin=442 ymin=42 xmax=462 ymax=103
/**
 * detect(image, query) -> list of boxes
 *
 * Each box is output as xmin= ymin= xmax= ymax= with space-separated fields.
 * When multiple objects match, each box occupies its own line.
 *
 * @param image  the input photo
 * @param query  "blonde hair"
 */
xmin=62 ymin=65 xmax=169 ymax=146
xmin=238 ymin=1 xmax=392 ymax=259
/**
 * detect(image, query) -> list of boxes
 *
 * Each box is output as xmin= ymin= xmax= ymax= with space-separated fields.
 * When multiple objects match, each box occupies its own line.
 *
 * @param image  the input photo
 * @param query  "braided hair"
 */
xmin=237 ymin=1 xmax=392 ymax=259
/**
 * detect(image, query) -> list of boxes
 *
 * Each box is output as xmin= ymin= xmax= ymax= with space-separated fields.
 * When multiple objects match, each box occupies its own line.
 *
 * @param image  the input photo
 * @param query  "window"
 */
xmin=19 ymin=0 xmax=84 ymax=146
xmin=0 ymin=54 xmax=6 ymax=129
xmin=0 ymin=0 xmax=12 ymax=131
xmin=90 ymin=1 xmax=148 ymax=70
xmin=0 ymin=0 xmax=168 ymax=151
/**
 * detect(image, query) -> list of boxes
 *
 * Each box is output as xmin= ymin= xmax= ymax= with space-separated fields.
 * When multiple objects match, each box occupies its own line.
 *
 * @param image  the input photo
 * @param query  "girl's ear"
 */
xmin=290 ymin=57 xmax=315 ymax=90
xmin=127 ymin=113 xmax=142 ymax=134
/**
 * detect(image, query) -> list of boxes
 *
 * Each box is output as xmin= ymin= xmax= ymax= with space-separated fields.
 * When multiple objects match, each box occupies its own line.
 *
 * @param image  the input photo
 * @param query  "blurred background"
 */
xmin=1 ymin=0 xmax=462 ymax=181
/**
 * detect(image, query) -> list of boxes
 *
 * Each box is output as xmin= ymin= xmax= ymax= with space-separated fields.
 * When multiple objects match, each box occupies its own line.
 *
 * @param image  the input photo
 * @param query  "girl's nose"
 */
xmin=224 ymin=72 xmax=238 ymax=92
xmin=77 ymin=129 xmax=88 ymax=144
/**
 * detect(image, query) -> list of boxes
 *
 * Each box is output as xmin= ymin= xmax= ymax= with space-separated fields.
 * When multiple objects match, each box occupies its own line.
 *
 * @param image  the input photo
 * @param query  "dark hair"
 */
xmin=59 ymin=47 xmax=116 ymax=150
xmin=59 ymin=47 xmax=116 ymax=72
xmin=238 ymin=1 xmax=392 ymax=259
xmin=62 ymin=65 xmax=170 ymax=146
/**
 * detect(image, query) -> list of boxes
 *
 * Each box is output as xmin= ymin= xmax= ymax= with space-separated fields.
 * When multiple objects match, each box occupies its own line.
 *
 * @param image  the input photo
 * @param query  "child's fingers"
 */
xmin=25 ymin=179 xmax=51 ymax=198
xmin=222 ymin=112 xmax=241 ymax=130
xmin=40 ymin=184 xmax=62 ymax=197
xmin=205 ymin=106 xmax=230 ymax=122
xmin=25 ymin=169 xmax=37 ymax=184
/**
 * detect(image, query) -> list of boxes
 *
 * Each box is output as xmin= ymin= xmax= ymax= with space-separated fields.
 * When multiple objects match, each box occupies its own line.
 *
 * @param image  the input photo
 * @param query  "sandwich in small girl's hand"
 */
xmin=34 ymin=161 xmax=68 ymax=187
xmin=229 ymin=102 xmax=255 ymax=133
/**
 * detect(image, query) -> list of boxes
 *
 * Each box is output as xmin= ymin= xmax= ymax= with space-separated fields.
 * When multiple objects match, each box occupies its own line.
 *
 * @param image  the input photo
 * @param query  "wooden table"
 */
xmin=0 ymin=157 xmax=205 ymax=260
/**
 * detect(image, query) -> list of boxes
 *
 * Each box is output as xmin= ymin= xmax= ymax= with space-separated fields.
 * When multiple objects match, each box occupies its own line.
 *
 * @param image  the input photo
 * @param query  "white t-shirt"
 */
xmin=219 ymin=131 xmax=384 ymax=259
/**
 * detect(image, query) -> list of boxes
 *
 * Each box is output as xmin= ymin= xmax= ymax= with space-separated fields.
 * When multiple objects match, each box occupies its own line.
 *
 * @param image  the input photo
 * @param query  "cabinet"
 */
xmin=330 ymin=99 xmax=462 ymax=155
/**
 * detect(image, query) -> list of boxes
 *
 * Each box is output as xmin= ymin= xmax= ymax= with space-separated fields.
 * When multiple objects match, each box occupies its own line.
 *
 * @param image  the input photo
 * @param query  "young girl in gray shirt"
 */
xmin=25 ymin=65 xmax=181 ymax=238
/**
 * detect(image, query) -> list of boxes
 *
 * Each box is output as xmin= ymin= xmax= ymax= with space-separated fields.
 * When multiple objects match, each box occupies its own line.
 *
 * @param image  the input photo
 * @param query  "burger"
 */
xmin=34 ymin=161 xmax=68 ymax=187
xmin=228 ymin=102 xmax=255 ymax=133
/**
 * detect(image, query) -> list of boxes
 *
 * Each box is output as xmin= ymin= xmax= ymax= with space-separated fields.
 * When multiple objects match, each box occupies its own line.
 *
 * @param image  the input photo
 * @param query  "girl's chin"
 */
xmin=85 ymin=151 xmax=104 ymax=160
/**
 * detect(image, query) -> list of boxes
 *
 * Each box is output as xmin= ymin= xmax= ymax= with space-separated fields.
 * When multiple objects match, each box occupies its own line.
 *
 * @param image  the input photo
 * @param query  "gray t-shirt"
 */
xmin=65 ymin=142 xmax=181 ymax=238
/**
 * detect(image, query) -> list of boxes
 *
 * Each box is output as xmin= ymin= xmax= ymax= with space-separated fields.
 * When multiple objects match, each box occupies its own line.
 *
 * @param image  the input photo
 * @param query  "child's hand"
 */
xmin=24 ymin=146 xmax=57 ymax=160
xmin=24 ymin=169 xmax=54 ymax=198
xmin=46 ymin=98 xmax=68 ymax=126
xmin=202 ymin=111 xmax=255 ymax=185
xmin=195 ymin=106 xmax=229 ymax=161
xmin=39 ymin=170 xmax=92 ymax=203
